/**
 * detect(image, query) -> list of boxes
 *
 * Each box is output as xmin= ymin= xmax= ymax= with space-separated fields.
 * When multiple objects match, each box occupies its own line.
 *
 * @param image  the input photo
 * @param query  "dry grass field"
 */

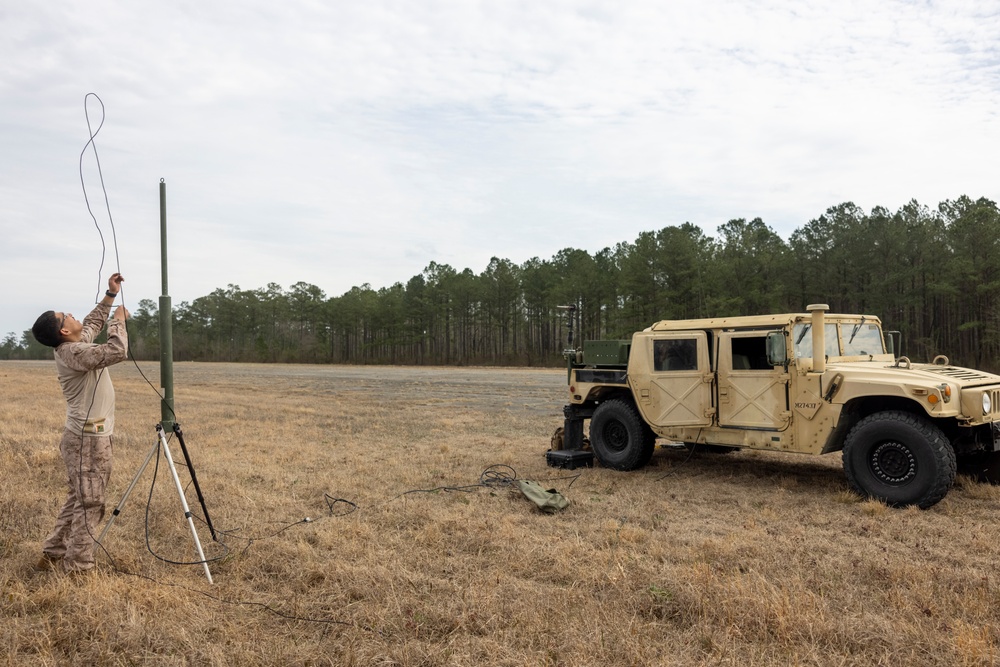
xmin=3 ymin=359 xmax=1000 ymax=666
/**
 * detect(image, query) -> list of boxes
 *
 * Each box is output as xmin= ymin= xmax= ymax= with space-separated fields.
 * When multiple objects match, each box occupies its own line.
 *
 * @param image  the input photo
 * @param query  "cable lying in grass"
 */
xmin=175 ymin=464 xmax=581 ymax=561
xmin=321 ymin=463 xmax=580 ymax=516
xmin=88 ymin=464 xmax=583 ymax=633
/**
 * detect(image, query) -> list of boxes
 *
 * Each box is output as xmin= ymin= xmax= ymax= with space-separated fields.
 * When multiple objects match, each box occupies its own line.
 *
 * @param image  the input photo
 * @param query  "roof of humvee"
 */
xmin=645 ymin=312 xmax=881 ymax=332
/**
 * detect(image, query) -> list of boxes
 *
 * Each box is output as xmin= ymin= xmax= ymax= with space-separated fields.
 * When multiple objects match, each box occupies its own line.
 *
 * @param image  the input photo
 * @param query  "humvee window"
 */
xmin=653 ymin=338 xmax=698 ymax=371
xmin=841 ymin=323 xmax=884 ymax=356
xmin=730 ymin=335 xmax=771 ymax=370
xmin=792 ymin=323 xmax=839 ymax=359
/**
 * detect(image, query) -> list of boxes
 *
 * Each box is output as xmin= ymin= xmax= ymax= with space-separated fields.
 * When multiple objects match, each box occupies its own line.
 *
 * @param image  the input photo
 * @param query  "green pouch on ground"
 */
xmin=516 ymin=479 xmax=569 ymax=513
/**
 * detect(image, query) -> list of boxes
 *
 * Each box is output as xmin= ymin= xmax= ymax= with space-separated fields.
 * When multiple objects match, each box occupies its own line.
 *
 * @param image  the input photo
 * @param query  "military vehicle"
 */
xmin=556 ymin=304 xmax=1000 ymax=508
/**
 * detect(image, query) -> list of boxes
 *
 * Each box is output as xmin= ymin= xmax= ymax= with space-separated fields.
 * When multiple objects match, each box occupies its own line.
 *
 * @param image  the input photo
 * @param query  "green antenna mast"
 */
xmin=159 ymin=178 xmax=174 ymax=431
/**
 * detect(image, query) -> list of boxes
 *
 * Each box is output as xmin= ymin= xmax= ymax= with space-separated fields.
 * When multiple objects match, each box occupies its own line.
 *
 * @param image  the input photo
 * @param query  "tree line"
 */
xmin=4 ymin=196 xmax=999 ymax=372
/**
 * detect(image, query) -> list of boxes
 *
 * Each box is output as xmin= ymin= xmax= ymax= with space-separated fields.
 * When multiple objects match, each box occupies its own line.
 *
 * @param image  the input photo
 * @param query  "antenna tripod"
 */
xmin=97 ymin=179 xmax=214 ymax=582
xmin=97 ymin=421 xmax=214 ymax=583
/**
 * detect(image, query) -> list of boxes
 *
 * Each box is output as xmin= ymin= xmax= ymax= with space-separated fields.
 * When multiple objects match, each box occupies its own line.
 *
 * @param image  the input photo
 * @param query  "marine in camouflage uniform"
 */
xmin=31 ymin=274 xmax=129 ymax=574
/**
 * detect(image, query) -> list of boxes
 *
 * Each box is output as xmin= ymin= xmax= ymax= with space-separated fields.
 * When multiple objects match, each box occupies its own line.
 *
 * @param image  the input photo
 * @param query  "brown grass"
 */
xmin=3 ymin=359 xmax=1000 ymax=666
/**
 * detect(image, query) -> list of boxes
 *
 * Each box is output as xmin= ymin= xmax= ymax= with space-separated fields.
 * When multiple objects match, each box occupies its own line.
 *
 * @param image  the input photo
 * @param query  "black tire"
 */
xmin=589 ymin=399 xmax=656 ymax=470
xmin=842 ymin=411 xmax=956 ymax=508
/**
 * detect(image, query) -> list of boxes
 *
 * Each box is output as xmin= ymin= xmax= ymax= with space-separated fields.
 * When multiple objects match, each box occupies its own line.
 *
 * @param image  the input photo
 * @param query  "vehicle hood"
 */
xmin=825 ymin=360 xmax=1000 ymax=388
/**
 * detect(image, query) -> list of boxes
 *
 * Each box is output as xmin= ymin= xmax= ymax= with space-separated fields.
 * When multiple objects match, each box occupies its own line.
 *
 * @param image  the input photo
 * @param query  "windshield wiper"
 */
xmin=848 ymin=316 xmax=867 ymax=344
xmin=795 ymin=324 xmax=811 ymax=345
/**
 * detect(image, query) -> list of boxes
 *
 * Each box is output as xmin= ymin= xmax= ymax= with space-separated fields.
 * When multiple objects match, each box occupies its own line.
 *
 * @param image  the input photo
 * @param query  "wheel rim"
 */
xmin=602 ymin=420 xmax=630 ymax=452
xmin=870 ymin=441 xmax=917 ymax=484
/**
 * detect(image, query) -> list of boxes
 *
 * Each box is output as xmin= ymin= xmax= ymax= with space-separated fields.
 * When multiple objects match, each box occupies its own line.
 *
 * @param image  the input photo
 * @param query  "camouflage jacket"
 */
xmin=54 ymin=302 xmax=129 ymax=435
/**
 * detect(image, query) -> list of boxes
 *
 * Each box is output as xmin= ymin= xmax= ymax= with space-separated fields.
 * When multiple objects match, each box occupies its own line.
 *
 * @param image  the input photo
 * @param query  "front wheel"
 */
xmin=590 ymin=399 xmax=656 ymax=470
xmin=842 ymin=411 xmax=956 ymax=508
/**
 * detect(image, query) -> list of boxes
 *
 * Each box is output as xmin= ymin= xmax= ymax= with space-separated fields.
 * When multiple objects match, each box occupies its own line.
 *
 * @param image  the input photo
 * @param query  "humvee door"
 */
xmin=718 ymin=331 xmax=790 ymax=430
xmin=631 ymin=332 xmax=714 ymax=427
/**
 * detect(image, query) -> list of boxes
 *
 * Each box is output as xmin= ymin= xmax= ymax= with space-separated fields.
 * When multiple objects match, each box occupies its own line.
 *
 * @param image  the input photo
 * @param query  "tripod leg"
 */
xmin=96 ymin=436 xmax=160 ymax=547
xmin=158 ymin=427 xmax=214 ymax=584
xmin=172 ymin=422 xmax=216 ymax=541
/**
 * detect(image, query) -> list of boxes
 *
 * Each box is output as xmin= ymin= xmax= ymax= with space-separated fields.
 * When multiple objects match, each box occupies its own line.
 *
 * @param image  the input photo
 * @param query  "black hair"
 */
xmin=32 ymin=310 xmax=63 ymax=348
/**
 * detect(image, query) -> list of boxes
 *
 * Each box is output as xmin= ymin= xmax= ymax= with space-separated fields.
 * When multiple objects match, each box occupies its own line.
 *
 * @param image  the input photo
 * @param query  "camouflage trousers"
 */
xmin=42 ymin=430 xmax=113 ymax=573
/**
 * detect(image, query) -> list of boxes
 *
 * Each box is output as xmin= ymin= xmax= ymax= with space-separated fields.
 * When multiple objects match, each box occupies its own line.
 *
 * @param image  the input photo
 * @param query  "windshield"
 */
xmin=841 ymin=322 xmax=884 ymax=356
xmin=792 ymin=323 xmax=839 ymax=359
xmin=792 ymin=321 xmax=884 ymax=358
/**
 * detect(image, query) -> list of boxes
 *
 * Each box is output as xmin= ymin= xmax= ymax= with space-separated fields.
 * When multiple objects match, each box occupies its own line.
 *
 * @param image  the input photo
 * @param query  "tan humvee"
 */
xmin=558 ymin=305 xmax=1000 ymax=508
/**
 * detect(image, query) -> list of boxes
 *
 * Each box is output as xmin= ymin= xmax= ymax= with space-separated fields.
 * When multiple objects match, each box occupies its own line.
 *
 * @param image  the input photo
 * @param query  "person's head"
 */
xmin=32 ymin=310 xmax=79 ymax=347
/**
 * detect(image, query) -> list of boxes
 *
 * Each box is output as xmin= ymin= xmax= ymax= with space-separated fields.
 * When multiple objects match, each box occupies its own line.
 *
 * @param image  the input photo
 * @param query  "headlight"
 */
xmin=984 ymin=392 xmax=993 ymax=415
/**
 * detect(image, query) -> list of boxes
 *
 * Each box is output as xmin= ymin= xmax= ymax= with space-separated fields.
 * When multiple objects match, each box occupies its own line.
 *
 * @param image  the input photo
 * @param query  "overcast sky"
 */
xmin=3 ymin=0 xmax=999 ymax=339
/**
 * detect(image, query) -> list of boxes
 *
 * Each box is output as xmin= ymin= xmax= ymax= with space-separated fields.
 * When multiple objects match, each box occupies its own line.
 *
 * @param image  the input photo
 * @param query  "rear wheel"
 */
xmin=590 ymin=399 xmax=656 ymax=470
xmin=842 ymin=410 xmax=956 ymax=508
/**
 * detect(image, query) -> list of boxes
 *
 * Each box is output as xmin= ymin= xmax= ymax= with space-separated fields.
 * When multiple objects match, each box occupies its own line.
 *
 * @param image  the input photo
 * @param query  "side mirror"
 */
xmin=766 ymin=331 xmax=787 ymax=367
xmin=885 ymin=330 xmax=901 ymax=358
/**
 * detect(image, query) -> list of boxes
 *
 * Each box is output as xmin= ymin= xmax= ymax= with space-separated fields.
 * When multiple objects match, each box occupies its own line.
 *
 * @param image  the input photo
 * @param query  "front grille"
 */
xmin=990 ymin=388 xmax=1000 ymax=419
xmin=961 ymin=385 xmax=1000 ymax=423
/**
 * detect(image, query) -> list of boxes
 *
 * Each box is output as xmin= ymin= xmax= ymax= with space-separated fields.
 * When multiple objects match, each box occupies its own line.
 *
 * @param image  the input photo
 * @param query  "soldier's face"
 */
xmin=55 ymin=312 xmax=83 ymax=338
